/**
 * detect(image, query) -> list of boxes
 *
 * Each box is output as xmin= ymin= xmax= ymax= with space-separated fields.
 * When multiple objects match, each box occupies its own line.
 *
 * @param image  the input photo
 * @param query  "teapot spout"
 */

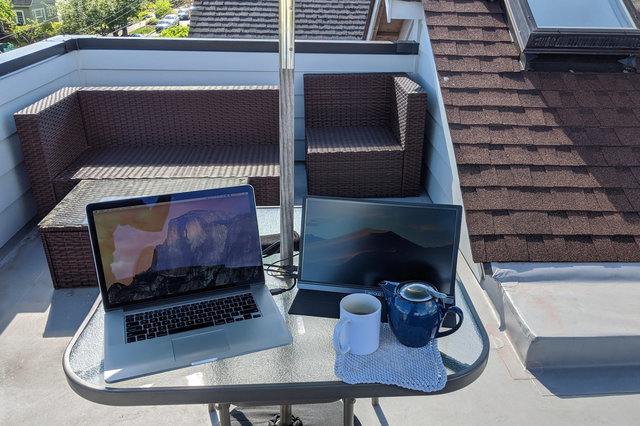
xmin=379 ymin=280 xmax=399 ymax=302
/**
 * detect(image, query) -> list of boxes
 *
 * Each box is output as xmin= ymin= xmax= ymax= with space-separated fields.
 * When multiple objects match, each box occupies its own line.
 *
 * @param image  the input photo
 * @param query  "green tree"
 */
xmin=0 ymin=0 xmax=17 ymax=38
xmin=160 ymin=24 xmax=187 ymax=37
xmin=57 ymin=0 xmax=145 ymax=35
xmin=11 ymin=20 xmax=62 ymax=47
xmin=153 ymin=0 xmax=172 ymax=19
xmin=137 ymin=1 xmax=155 ymax=21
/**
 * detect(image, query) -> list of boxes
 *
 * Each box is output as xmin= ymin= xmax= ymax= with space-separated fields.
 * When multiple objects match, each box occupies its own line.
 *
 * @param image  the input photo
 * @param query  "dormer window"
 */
xmin=504 ymin=0 xmax=640 ymax=58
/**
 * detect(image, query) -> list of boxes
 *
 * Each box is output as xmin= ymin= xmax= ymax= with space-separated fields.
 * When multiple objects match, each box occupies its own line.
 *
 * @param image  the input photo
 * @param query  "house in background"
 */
xmin=11 ymin=0 xmax=56 ymax=25
xmin=188 ymin=0 xmax=372 ymax=39
xmin=363 ymin=0 xmax=426 ymax=40
xmin=188 ymin=0 xmax=427 ymax=41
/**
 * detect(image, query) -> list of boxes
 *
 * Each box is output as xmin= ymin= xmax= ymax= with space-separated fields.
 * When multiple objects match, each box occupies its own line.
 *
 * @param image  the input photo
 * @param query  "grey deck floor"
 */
xmin=2 ymin=226 xmax=639 ymax=425
xmin=2 ymin=165 xmax=639 ymax=424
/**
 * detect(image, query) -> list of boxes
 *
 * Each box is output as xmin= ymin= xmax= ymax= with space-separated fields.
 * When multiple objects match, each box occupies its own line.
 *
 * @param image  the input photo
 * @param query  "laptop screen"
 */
xmin=298 ymin=197 xmax=462 ymax=297
xmin=86 ymin=186 xmax=264 ymax=310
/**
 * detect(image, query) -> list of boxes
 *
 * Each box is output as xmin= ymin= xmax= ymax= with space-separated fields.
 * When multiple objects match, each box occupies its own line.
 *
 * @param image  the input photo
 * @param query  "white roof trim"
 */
xmin=492 ymin=262 xmax=640 ymax=283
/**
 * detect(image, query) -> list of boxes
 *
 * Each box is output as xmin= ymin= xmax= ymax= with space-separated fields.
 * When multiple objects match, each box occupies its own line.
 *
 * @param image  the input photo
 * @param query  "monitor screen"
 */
xmin=299 ymin=197 xmax=462 ymax=297
xmin=87 ymin=187 xmax=264 ymax=309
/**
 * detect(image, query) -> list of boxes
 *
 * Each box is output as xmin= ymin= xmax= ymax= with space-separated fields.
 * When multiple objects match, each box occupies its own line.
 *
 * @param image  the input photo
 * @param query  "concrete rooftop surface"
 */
xmin=2 ymin=224 xmax=639 ymax=425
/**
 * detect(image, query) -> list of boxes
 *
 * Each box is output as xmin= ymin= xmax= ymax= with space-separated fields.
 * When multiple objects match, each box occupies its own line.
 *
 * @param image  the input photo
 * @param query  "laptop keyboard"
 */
xmin=124 ymin=293 xmax=261 ymax=344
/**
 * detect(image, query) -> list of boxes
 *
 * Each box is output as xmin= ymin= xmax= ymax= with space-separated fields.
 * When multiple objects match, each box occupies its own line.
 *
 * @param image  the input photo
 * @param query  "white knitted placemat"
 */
xmin=334 ymin=323 xmax=447 ymax=392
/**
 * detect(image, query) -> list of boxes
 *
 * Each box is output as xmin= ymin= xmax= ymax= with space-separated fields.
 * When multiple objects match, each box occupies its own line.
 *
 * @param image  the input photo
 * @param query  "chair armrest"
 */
xmin=391 ymin=75 xmax=427 ymax=150
xmin=391 ymin=75 xmax=428 ymax=196
xmin=14 ymin=87 xmax=88 ymax=217
xmin=303 ymin=73 xmax=392 ymax=128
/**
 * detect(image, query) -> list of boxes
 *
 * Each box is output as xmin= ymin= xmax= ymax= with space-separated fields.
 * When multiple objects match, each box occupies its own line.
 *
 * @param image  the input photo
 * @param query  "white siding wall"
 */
xmin=412 ymin=21 xmax=484 ymax=281
xmin=0 ymin=40 xmax=417 ymax=250
xmin=0 ymin=49 xmax=81 ymax=248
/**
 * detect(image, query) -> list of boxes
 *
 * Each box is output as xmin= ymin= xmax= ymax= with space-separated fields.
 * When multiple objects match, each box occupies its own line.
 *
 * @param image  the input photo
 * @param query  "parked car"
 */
xmin=0 ymin=43 xmax=14 ymax=53
xmin=155 ymin=14 xmax=179 ymax=32
xmin=164 ymin=14 xmax=180 ymax=26
xmin=155 ymin=19 xmax=172 ymax=32
xmin=177 ymin=8 xmax=190 ymax=20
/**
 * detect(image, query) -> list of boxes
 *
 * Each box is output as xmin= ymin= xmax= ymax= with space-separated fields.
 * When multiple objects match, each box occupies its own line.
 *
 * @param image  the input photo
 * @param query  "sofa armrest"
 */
xmin=14 ymin=87 xmax=89 ymax=217
xmin=391 ymin=75 xmax=428 ymax=196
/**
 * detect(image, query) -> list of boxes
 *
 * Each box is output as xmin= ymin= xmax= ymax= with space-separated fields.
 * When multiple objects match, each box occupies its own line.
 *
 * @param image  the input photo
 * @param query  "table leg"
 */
xmin=209 ymin=403 xmax=231 ymax=426
xmin=279 ymin=404 xmax=292 ymax=426
xmin=343 ymin=398 xmax=356 ymax=426
xmin=371 ymin=398 xmax=389 ymax=425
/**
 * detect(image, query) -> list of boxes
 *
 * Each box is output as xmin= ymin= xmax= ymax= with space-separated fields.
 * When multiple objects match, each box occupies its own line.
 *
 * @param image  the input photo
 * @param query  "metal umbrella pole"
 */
xmin=278 ymin=1 xmax=295 ymax=423
xmin=278 ymin=0 xmax=295 ymax=267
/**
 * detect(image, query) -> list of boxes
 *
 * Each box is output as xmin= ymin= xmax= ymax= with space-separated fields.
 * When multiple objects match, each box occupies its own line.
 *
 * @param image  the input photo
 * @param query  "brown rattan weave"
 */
xmin=14 ymin=86 xmax=281 ymax=218
xmin=39 ymin=178 xmax=247 ymax=288
xmin=303 ymin=73 xmax=427 ymax=198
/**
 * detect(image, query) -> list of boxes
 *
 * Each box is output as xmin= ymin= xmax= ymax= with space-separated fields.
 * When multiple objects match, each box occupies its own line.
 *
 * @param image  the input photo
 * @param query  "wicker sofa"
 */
xmin=14 ymin=86 xmax=280 ymax=218
xmin=304 ymin=73 xmax=427 ymax=198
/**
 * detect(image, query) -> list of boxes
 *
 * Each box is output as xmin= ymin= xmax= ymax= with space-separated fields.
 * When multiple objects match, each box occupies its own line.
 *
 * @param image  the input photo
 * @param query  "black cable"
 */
xmin=269 ymin=277 xmax=297 ymax=296
xmin=264 ymin=255 xmax=298 ymax=278
xmin=263 ymin=253 xmax=299 ymax=295
xmin=261 ymin=240 xmax=282 ymax=257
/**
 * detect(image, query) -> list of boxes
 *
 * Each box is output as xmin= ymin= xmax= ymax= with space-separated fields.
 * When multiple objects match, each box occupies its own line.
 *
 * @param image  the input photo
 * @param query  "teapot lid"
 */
xmin=398 ymin=281 xmax=447 ymax=302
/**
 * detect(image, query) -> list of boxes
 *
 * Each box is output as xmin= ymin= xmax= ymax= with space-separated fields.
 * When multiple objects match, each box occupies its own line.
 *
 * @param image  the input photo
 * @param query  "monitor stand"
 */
xmin=288 ymin=289 xmax=388 ymax=322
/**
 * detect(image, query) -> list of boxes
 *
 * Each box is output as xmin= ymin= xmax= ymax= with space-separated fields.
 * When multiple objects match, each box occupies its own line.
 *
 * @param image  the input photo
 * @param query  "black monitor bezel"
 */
xmin=297 ymin=196 xmax=463 ymax=302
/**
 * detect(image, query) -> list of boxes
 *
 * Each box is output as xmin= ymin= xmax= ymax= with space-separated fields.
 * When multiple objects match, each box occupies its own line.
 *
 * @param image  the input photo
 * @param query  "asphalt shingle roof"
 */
xmin=425 ymin=0 xmax=640 ymax=263
xmin=189 ymin=0 xmax=371 ymax=39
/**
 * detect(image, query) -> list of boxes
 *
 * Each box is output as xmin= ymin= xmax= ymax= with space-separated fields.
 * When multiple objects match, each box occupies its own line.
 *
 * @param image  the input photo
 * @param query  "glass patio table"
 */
xmin=63 ymin=207 xmax=489 ymax=426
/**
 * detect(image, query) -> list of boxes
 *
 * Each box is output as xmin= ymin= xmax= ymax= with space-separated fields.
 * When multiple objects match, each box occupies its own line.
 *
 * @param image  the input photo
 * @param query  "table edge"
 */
xmin=63 ymin=281 xmax=489 ymax=406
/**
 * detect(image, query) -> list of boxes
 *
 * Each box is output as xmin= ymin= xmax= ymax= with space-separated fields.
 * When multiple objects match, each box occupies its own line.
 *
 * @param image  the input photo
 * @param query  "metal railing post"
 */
xmin=279 ymin=0 xmax=295 ymax=266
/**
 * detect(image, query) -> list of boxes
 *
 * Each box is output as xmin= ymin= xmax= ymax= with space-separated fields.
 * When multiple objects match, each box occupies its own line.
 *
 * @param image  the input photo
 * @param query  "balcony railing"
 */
xmin=0 ymin=33 xmax=471 ymax=278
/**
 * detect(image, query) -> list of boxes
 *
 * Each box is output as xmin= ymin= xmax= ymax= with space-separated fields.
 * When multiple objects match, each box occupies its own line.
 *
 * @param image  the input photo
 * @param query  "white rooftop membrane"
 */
xmin=488 ymin=262 xmax=640 ymax=368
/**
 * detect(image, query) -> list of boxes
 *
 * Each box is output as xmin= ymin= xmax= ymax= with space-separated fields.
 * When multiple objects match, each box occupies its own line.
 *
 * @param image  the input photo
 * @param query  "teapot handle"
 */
xmin=435 ymin=306 xmax=463 ymax=338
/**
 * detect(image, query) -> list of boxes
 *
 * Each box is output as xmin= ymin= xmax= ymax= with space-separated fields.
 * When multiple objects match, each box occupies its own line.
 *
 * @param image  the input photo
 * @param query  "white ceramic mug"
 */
xmin=333 ymin=293 xmax=381 ymax=355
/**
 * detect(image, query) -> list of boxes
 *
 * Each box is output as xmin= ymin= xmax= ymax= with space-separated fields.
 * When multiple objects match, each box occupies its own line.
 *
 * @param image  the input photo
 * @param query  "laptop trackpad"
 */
xmin=171 ymin=330 xmax=230 ymax=363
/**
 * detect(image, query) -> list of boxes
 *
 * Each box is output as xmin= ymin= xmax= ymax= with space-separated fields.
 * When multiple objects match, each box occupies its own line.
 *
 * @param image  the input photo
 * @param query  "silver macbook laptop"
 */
xmin=86 ymin=185 xmax=292 ymax=383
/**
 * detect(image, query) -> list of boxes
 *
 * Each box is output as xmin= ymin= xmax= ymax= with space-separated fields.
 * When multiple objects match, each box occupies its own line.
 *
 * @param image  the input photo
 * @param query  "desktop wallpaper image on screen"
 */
xmin=93 ymin=194 xmax=262 ymax=305
xmin=301 ymin=200 xmax=458 ymax=293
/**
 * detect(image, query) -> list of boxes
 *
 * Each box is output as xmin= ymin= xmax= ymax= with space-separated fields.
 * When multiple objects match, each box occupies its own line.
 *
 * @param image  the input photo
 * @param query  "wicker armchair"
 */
xmin=304 ymin=73 xmax=427 ymax=198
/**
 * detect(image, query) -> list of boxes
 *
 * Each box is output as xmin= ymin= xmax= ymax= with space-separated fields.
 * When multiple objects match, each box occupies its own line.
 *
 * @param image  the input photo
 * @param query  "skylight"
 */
xmin=504 ymin=0 xmax=640 ymax=60
xmin=528 ymin=0 xmax=636 ymax=29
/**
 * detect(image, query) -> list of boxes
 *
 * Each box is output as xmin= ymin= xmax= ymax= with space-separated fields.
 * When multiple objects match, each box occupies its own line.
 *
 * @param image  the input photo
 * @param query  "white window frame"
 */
xmin=33 ymin=8 xmax=45 ymax=23
xmin=504 ymin=0 xmax=640 ymax=55
xmin=528 ymin=0 xmax=636 ymax=29
xmin=15 ymin=10 xmax=26 ymax=26
xmin=46 ymin=5 xmax=57 ymax=18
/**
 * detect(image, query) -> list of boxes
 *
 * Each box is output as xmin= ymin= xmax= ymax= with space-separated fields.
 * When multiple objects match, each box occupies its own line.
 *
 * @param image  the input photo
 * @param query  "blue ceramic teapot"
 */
xmin=380 ymin=280 xmax=463 ymax=347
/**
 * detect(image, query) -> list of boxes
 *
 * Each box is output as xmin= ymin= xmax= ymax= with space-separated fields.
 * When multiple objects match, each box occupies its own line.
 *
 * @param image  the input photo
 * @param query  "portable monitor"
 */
xmin=290 ymin=196 xmax=463 ymax=319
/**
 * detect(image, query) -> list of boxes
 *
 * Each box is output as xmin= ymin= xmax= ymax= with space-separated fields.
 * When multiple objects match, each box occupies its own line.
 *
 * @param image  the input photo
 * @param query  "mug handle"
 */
xmin=435 ymin=306 xmax=463 ymax=338
xmin=333 ymin=318 xmax=351 ymax=354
